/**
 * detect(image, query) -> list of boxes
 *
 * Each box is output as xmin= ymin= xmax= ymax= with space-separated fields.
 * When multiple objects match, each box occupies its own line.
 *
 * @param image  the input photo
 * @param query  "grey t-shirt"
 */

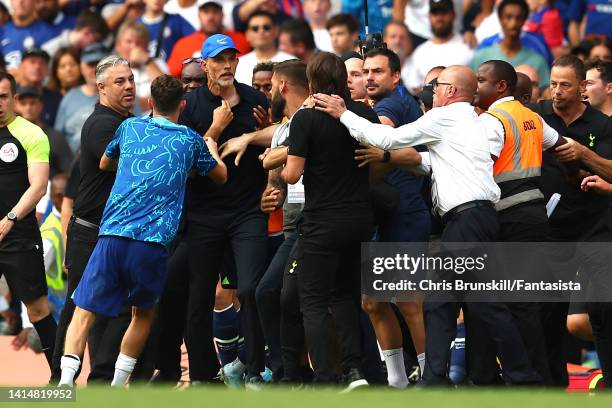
xmin=54 ymin=87 xmax=98 ymax=152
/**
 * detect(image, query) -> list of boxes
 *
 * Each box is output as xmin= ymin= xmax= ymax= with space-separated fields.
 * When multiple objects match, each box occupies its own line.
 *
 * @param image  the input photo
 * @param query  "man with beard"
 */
xmin=405 ymin=0 xmax=473 ymax=92
xmin=51 ymin=55 xmax=136 ymax=382
xmin=350 ymin=47 xmax=430 ymax=388
xmin=254 ymin=60 xmax=310 ymax=382
xmin=179 ymin=34 xmax=271 ymax=388
xmin=531 ymin=55 xmax=612 ymax=386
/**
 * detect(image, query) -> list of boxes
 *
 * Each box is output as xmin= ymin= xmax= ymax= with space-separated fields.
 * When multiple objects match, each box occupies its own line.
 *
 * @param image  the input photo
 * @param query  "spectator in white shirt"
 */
xmin=302 ymin=0 xmax=333 ymax=52
xmin=383 ymin=21 xmax=413 ymax=87
xmin=406 ymin=0 xmax=473 ymax=92
xmin=235 ymin=11 xmax=295 ymax=85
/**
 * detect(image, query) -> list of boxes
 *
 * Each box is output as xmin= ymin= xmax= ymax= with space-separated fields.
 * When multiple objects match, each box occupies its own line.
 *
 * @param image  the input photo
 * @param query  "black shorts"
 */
xmin=0 ymin=245 xmax=47 ymax=302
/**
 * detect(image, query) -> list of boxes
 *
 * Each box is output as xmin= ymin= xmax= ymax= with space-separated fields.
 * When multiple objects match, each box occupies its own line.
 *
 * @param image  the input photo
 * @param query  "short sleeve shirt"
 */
xmin=100 ymin=116 xmax=216 ymax=246
xmin=0 ymin=116 xmax=49 ymax=250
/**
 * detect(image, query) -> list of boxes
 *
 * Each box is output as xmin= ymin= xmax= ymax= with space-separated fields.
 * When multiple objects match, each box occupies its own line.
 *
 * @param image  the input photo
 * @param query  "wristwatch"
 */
xmin=7 ymin=212 xmax=17 ymax=222
xmin=382 ymin=150 xmax=391 ymax=163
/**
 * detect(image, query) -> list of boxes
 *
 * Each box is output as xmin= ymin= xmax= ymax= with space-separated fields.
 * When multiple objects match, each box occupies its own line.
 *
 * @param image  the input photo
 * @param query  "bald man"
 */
xmin=515 ymin=72 xmax=533 ymax=105
xmin=516 ymin=64 xmax=541 ymax=104
xmin=315 ymin=65 xmax=542 ymax=386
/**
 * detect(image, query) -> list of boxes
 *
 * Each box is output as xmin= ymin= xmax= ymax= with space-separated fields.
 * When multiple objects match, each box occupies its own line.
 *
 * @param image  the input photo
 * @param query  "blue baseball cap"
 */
xmin=201 ymin=34 xmax=239 ymax=59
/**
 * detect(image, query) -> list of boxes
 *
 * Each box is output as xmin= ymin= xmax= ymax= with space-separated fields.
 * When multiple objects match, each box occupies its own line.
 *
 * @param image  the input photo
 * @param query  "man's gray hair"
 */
xmin=95 ymin=55 xmax=130 ymax=84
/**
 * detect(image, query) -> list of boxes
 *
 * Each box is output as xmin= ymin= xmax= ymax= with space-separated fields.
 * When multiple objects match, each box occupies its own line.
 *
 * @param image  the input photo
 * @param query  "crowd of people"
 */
xmin=0 ymin=0 xmax=612 ymax=392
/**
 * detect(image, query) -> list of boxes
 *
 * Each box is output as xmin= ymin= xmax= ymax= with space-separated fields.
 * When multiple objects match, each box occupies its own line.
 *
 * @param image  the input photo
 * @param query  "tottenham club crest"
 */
xmin=0 ymin=143 xmax=19 ymax=163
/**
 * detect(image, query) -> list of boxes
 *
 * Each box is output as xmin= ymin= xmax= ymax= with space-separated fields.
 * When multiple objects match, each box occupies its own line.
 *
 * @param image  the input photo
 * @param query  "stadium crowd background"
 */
xmin=0 ymin=0 xmax=611 ymax=391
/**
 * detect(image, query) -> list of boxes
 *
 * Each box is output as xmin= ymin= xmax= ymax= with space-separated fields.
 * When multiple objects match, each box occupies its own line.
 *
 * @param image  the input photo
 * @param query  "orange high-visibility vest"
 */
xmin=486 ymin=99 xmax=545 ymax=211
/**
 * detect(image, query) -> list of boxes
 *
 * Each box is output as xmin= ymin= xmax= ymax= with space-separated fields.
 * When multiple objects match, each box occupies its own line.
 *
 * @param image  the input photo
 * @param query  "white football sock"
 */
xmin=417 ymin=352 xmax=426 ymax=376
xmin=59 ymin=354 xmax=81 ymax=387
xmin=382 ymin=348 xmax=408 ymax=388
xmin=111 ymin=353 xmax=137 ymax=387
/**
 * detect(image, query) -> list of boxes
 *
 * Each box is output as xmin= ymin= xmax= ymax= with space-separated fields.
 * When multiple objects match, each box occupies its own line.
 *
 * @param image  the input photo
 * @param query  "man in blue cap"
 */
xmin=179 ymin=34 xmax=272 ymax=389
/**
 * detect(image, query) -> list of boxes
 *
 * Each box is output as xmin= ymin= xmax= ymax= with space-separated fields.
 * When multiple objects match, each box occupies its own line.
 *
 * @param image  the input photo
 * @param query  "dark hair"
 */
xmin=552 ymin=54 xmax=586 ymax=81
xmin=482 ymin=59 xmax=517 ymax=93
xmin=325 ymin=13 xmax=359 ymax=34
xmin=280 ymin=19 xmax=316 ymax=51
xmin=306 ymin=52 xmax=350 ymax=99
xmin=0 ymin=71 xmax=17 ymax=95
xmin=364 ymin=48 xmax=401 ymax=74
xmin=247 ymin=11 xmax=275 ymax=27
xmin=497 ymin=0 xmax=529 ymax=21
xmin=273 ymin=59 xmax=308 ymax=90
xmin=150 ymin=75 xmax=185 ymax=115
xmin=48 ymin=47 xmax=83 ymax=93
xmin=253 ymin=61 xmax=276 ymax=75
xmin=75 ymin=10 xmax=109 ymax=39
xmin=587 ymin=36 xmax=612 ymax=56
xmin=585 ymin=58 xmax=612 ymax=85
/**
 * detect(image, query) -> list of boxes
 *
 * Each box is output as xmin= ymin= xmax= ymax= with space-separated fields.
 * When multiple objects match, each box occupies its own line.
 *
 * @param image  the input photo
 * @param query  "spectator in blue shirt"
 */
xmin=0 ymin=0 xmax=54 ymax=71
xmin=568 ymin=0 xmax=612 ymax=46
xmin=342 ymin=0 xmax=393 ymax=37
xmin=139 ymin=0 xmax=195 ymax=60
xmin=58 ymin=74 xmax=227 ymax=388
xmin=35 ymin=0 xmax=78 ymax=39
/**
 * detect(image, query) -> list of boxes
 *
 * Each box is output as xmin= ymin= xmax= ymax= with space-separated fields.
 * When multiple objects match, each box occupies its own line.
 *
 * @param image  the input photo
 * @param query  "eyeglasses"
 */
xmin=433 ymin=82 xmax=453 ymax=90
xmin=249 ymin=24 xmax=272 ymax=33
xmin=182 ymin=57 xmax=203 ymax=65
xmin=182 ymin=76 xmax=206 ymax=84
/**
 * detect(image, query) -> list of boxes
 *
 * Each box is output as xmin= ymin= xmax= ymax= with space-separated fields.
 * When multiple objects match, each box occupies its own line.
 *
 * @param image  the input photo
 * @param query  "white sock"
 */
xmin=59 ymin=354 xmax=81 ymax=387
xmin=111 ymin=353 xmax=137 ymax=387
xmin=382 ymin=348 xmax=408 ymax=388
xmin=417 ymin=352 xmax=426 ymax=376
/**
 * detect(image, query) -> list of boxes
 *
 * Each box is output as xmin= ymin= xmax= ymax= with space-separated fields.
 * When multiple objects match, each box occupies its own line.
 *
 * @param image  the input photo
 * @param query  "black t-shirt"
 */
xmin=42 ymin=87 xmax=62 ymax=128
xmin=64 ymin=156 xmax=80 ymax=200
xmin=179 ymin=81 xmax=269 ymax=218
xmin=288 ymin=100 xmax=379 ymax=219
xmin=73 ymin=104 xmax=130 ymax=225
xmin=532 ymin=100 xmax=612 ymax=239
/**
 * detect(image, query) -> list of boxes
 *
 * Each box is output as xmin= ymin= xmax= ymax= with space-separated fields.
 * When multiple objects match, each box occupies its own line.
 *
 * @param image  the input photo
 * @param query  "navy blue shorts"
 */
xmin=73 ymin=236 xmax=169 ymax=317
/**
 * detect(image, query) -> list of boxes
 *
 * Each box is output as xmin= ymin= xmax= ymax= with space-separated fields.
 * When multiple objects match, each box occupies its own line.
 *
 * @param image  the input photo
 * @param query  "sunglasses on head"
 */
xmin=249 ymin=24 xmax=272 ymax=33
xmin=182 ymin=57 xmax=203 ymax=65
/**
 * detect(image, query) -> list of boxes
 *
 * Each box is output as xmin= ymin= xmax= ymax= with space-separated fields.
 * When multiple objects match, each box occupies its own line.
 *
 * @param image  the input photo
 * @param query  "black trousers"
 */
xmin=154 ymin=240 xmax=189 ymax=382
xmin=185 ymin=209 xmax=268 ymax=380
xmin=579 ymin=232 xmax=612 ymax=387
xmin=296 ymin=217 xmax=373 ymax=383
xmin=468 ymin=203 xmax=552 ymax=385
xmin=422 ymin=205 xmax=541 ymax=385
xmin=279 ymin=235 xmax=306 ymax=381
xmin=256 ymin=232 xmax=295 ymax=376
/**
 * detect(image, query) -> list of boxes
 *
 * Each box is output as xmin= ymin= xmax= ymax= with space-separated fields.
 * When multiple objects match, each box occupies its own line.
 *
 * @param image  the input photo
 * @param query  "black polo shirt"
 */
xmin=179 ymin=81 xmax=269 ymax=219
xmin=73 ymin=104 xmax=131 ymax=225
xmin=532 ymin=100 xmax=612 ymax=239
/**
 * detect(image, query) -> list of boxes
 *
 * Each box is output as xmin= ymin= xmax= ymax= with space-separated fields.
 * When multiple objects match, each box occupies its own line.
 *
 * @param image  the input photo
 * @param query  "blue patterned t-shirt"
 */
xmin=99 ymin=116 xmax=217 ymax=246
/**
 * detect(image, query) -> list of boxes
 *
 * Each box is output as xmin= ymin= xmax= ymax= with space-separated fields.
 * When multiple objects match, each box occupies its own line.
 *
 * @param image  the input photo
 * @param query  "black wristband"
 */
xmin=382 ymin=150 xmax=391 ymax=163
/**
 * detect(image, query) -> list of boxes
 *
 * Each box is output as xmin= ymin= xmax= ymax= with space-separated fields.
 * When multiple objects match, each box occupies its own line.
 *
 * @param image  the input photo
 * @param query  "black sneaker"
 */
xmin=340 ymin=368 xmax=368 ymax=393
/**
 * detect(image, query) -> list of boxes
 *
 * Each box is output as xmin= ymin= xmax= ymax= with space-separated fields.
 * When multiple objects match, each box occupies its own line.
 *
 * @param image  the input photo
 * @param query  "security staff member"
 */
xmin=531 ymin=55 xmax=612 ymax=386
xmin=51 ymin=56 xmax=136 ymax=381
xmin=474 ymin=59 xmax=566 ymax=385
xmin=315 ymin=65 xmax=541 ymax=386
xmin=178 ymin=34 xmax=270 ymax=386
xmin=0 ymin=71 xmax=57 ymax=375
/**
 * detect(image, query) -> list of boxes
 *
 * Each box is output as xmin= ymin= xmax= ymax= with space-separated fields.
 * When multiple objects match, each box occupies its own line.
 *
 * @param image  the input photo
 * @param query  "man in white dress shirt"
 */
xmin=314 ymin=65 xmax=541 ymax=386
